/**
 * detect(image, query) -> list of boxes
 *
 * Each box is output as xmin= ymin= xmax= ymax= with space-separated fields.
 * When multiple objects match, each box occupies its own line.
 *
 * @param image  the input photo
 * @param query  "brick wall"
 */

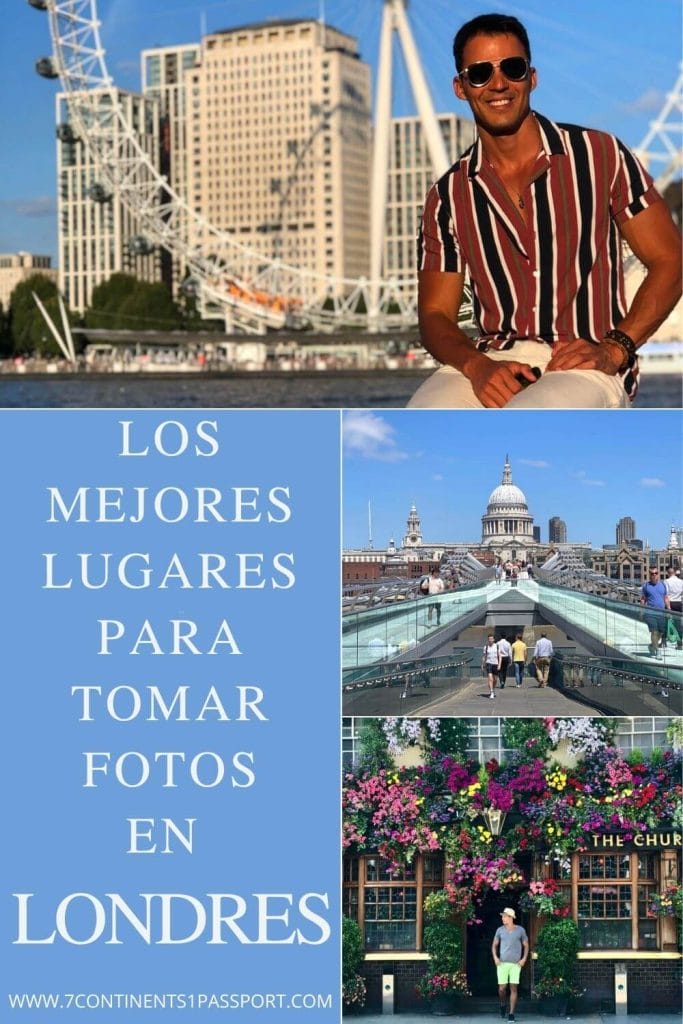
xmin=575 ymin=959 xmax=681 ymax=1013
xmin=359 ymin=961 xmax=427 ymax=1013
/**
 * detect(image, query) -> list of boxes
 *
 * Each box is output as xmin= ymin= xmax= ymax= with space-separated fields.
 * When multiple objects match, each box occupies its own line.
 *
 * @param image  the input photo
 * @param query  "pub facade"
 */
xmin=342 ymin=718 xmax=682 ymax=1014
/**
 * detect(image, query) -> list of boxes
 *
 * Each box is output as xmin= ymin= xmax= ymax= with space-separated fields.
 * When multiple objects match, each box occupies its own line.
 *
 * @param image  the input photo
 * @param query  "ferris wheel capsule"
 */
xmin=56 ymin=123 xmax=78 ymax=144
xmin=128 ymin=235 xmax=154 ymax=256
xmin=27 ymin=0 xmax=49 ymax=10
xmin=180 ymin=276 xmax=199 ymax=298
xmin=36 ymin=57 xmax=58 ymax=79
xmin=87 ymin=183 xmax=111 ymax=203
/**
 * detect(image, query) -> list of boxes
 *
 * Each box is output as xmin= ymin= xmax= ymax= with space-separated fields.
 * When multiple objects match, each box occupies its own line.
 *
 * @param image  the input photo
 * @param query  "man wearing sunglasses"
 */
xmin=410 ymin=13 xmax=682 ymax=408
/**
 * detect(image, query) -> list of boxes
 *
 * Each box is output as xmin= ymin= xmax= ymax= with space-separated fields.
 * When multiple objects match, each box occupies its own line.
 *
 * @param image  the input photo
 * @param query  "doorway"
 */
xmin=465 ymin=891 xmax=531 ymax=997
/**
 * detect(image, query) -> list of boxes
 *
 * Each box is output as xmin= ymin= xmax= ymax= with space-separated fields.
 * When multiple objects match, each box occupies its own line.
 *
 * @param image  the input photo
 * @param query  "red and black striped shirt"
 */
xmin=417 ymin=112 xmax=662 ymax=400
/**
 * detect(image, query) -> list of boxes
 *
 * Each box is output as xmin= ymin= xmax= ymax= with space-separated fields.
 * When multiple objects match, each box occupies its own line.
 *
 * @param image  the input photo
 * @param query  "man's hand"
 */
xmin=466 ymin=358 xmax=539 ymax=408
xmin=493 ymin=956 xmax=501 ymax=966
xmin=546 ymin=338 xmax=623 ymax=375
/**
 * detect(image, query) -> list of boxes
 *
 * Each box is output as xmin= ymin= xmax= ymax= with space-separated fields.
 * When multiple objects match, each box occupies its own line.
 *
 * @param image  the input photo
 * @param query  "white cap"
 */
xmin=501 ymin=907 xmax=516 ymax=919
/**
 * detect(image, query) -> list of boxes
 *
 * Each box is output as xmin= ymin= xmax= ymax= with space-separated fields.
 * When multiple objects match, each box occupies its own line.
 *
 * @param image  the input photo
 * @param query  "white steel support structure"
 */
xmin=635 ymin=64 xmax=683 ymax=192
xmin=369 ymin=0 xmax=450 ymax=320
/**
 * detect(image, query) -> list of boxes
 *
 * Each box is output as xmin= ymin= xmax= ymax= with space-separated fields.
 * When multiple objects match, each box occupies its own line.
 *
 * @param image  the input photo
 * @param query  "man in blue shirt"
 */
xmin=640 ymin=568 xmax=670 ymax=657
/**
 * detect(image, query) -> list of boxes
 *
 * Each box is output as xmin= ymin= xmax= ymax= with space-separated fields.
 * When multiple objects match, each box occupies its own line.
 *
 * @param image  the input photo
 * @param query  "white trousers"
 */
xmin=407 ymin=342 xmax=628 ymax=409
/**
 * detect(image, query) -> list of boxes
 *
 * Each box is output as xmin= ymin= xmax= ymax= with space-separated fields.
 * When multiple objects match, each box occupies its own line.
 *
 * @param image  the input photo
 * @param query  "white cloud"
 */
xmin=640 ymin=477 xmax=666 ymax=488
xmin=342 ymin=411 xmax=408 ymax=462
xmin=571 ymin=470 xmax=605 ymax=486
xmin=519 ymin=459 xmax=550 ymax=469
xmin=433 ymin=473 xmax=444 ymax=482
xmin=0 ymin=196 xmax=56 ymax=219
xmin=620 ymin=88 xmax=665 ymax=115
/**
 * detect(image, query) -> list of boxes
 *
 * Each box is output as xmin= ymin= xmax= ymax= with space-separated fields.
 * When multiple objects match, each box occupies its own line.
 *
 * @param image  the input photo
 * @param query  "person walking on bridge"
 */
xmin=483 ymin=633 xmax=502 ymax=699
xmin=497 ymin=634 xmax=512 ymax=687
xmin=426 ymin=566 xmax=446 ymax=625
xmin=533 ymin=632 xmax=554 ymax=687
xmin=511 ymin=633 xmax=527 ymax=687
xmin=640 ymin=568 xmax=670 ymax=657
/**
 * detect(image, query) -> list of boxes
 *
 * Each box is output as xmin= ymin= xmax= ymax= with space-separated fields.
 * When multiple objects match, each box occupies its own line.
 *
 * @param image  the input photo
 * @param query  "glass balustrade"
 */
xmin=342 ymin=580 xmax=490 ymax=671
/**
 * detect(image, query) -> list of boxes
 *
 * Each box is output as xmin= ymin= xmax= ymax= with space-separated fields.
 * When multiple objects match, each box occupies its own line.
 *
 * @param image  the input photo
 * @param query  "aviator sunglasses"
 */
xmin=460 ymin=56 xmax=530 ymax=88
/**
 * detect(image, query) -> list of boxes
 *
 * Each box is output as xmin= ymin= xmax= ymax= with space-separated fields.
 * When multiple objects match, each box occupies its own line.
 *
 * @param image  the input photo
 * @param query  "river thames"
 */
xmin=0 ymin=371 xmax=680 ymax=408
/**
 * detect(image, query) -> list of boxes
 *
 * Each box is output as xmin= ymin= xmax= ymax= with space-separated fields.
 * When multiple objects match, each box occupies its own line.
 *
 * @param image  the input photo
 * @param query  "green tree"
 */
xmin=357 ymin=719 xmax=394 ymax=774
xmin=85 ymin=274 xmax=180 ymax=331
xmin=9 ymin=274 xmax=73 ymax=357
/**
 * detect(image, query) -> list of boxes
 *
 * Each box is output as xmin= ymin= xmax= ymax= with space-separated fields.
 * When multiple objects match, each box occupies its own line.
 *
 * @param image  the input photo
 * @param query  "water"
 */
xmin=0 ymin=371 xmax=679 ymax=408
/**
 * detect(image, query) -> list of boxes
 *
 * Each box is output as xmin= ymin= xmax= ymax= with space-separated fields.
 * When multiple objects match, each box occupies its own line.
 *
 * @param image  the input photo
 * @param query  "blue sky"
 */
xmin=1 ymin=0 xmax=680 ymax=260
xmin=342 ymin=410 xmax=682 ymax=550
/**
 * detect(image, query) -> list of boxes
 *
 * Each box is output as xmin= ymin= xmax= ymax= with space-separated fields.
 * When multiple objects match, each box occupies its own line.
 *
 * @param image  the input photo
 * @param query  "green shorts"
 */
xmin=497 ymin=962 xmax=521 ymax=985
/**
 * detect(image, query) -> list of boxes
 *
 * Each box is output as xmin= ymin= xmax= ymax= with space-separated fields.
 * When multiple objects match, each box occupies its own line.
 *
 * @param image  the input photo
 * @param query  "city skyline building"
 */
xmin=185 ymin=19 xmax=372 ymax=295
xmin=0 ymin=252 xmax=56 ymax=309
xmin=617 ymin=515 xmax=637 ymax=546
xmin=141 ymin=42 xmax=201 ymax=297
xmin=56 ymin=89 xmax=162 ymax=314
xmin=549 ymin=516 xmax=568 ymax=544
xmin=384 ymin=112 xmax=475 ymax=296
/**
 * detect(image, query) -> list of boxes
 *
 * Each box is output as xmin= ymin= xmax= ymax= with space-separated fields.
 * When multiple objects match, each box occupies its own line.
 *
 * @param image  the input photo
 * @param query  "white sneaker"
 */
xmin=489 ymin=692 xmax=495 ymax=699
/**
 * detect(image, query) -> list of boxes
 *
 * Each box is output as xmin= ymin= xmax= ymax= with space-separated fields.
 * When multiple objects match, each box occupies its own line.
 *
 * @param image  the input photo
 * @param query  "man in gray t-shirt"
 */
xmin=492 ymin=908 xmax=528 ymax=1022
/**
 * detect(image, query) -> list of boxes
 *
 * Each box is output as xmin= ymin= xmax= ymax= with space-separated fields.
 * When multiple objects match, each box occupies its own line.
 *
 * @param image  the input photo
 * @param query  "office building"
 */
xmin=549 ymin=516 xmax=567 ymax=544
xmin=385 ymin=113 xmax=475 ymax=296
xmin=617 ymin=516 xmax=637 ymax=546
xmin=185 ymin=19 xmax=372 ymax=297
xmin=141 ymin=44 xmax=201 ymax=295
xmin=56 ymin=89 xmax=162 ymax=314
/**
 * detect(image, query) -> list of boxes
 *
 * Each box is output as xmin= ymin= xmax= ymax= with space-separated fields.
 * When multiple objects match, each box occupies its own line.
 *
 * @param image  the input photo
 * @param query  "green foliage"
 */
xmin=502 ymin=718 xmax=553 ymax=762
xmin=536 ymin=918 xmax=579 ymax=992
xmin=422 ymin=892 xmax=463 ymax=975
xmin=423 ymin=920 xmax=463 ymax=975
xmin=357 ymin=719 xmax=394 ymax=774
xmin=342 ymin=917 xmax=367 ymax=1010
xmin=423 ymin=890 xmax=452 ymax=921
xmin=9 ymin=274 xmax=74 ymax=356
xmin=666 ymin=718 xmax=683 ymax=752
xmin=342 ymin=917 xmax=363 ymax=982
xmin=425 ymin=719 xmax=471 ymax=759
xmin=85 ymin=273 xmax=181 ymax=331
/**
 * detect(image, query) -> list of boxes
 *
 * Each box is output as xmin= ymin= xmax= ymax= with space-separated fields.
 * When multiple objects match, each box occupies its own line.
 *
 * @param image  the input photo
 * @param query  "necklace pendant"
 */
xmin=518 ymin=196 xmax=525 ymax=209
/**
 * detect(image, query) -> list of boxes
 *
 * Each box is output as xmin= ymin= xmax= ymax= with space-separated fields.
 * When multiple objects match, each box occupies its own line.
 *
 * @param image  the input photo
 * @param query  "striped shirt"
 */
xmin=417 ymin=112 xmax=662 ymax=400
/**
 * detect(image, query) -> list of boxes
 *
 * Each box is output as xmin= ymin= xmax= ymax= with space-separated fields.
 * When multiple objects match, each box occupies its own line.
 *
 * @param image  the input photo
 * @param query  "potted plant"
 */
xmin=342 ymin=917 xmax=366 ymax=1015
xmin=417 ymin=890 xmax=471 ymax=1015
xmin=519 ymin=879 xmax=570 ymax=918
xmin=534 ymin=918 xmax=581 ymax=1017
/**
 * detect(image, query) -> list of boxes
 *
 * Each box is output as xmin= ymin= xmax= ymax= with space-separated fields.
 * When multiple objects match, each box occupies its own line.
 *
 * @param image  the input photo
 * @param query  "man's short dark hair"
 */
xmin=453 ymin=13 xmax=531 ymax=72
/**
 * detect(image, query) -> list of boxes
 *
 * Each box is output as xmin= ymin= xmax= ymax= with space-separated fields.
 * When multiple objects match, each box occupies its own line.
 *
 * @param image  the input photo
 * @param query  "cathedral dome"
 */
xmin=486 ymin=457 xmax=528 ymax=511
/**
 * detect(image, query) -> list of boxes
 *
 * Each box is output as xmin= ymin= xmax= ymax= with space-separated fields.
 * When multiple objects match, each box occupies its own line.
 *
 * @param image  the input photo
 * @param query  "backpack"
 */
xmin=419 ymin=577 xmax=430 ymax=594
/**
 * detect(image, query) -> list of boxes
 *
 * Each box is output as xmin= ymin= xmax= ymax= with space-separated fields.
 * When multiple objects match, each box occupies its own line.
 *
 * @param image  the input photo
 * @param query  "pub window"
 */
xmin=555 ymin=852 xmax=660 ymax=950
xmin=343 ymin=853 xmax=444 ymax=951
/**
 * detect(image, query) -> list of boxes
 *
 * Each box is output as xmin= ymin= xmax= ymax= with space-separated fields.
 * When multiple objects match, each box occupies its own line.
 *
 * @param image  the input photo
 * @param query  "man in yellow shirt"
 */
xmin=511 ymin=633 xmax=527 ymax=688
